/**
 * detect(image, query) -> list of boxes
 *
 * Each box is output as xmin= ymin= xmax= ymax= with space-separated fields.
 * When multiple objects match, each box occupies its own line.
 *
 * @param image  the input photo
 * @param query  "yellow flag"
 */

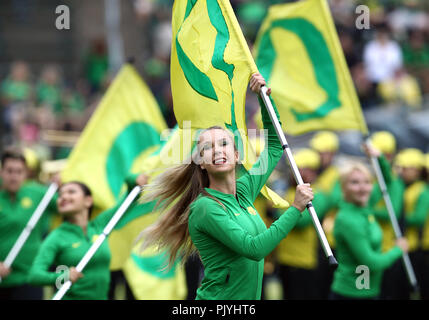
xmin=123 ymin=234 xmax=187 ymax=300
xmin=254 ymin=0 xmax=368 ymax=135
xmin=61 ymin=64 xmax=167 ymax=211
xmin=171 ymin=0 xmax=288 ymax=208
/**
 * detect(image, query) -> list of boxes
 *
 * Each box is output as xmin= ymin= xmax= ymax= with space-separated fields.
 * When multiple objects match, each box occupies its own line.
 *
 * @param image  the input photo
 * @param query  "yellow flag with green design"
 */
xmin=171 ymin=0 xmax=289 ymax=208
xmin=253 ymin=0 xmax=368 ymax=135
xmin=123 ymin=235 xmax=188 ymax=300
xmin=61 ymin=64 xmax=168 ymax=211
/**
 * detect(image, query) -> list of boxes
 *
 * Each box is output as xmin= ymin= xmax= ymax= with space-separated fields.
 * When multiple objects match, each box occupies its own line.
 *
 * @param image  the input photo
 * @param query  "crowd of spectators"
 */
xmin=0 ymin=0 xmax=428 ymax=164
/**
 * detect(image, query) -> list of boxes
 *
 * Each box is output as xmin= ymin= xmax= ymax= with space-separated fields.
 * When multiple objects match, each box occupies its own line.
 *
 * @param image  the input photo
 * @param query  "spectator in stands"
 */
xmin=363 ymin=23 xmax=403 ymax=88
xmin=377 ymin=67 xmax=423 ymax=108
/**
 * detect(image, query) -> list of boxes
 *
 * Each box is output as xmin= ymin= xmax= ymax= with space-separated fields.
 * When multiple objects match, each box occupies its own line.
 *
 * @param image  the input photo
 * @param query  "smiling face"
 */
xmin=197 ymin=128 xmax=239 ymax=178
xmin=342 ymin=168 xmax=373 ymax=207
xmin=57 ymin=183 xmax=93 ymax=217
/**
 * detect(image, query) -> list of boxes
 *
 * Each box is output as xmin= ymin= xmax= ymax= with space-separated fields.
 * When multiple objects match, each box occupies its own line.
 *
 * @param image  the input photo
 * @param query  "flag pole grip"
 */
xmin=259 ymin=86 xmax=338 ymax=269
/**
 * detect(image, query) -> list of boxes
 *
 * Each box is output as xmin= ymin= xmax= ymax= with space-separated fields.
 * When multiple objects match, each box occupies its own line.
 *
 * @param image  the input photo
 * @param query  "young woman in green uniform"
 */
xmin=28 ymin=174 xmax=147 ymax=300
xmin=139 ymin=74 xmax=314 ymax=300
xmin=330 ymin=161 xmax=408 ymax=300
xmin=0 ymin=149 xmax=58 ymax=300
xmin=394 ymin=148 xmax=429 ymax=299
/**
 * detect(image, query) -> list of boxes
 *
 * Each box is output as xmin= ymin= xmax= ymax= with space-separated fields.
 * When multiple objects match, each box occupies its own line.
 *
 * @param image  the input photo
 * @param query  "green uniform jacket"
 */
xmin=27 ymin=175 xmax=139 ymax=300
xmin=189 ymin=97 xmax=301 ymax=300
xmin=0 ymin=182 xmax=58 ymax=287
xmin=331 ymin=201 xmax=403 ymax=298
xmin=276 ymin=189 xmax=332 ymax=269
xmin=403 ymin=181 xmax=429 ymax=251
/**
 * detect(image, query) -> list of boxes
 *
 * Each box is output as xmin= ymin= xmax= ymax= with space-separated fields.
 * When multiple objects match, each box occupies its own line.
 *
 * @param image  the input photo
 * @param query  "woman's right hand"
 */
xmin=292 ymin=183 xmax=314 ymax=212
xmin=69 ymin=267 xmax=84 ymax=284
xmin=0 ymin=262 xmax=11 ymax=278
xmin=249 ymin=73 xmax=271 ymax=95
xmin=395 ymin=237 xmax=409 ymax=253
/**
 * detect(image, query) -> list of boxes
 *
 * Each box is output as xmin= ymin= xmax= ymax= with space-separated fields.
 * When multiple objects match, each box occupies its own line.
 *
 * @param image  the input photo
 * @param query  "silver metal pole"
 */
xmin=259 ymin=86 xmax=338 ymax=268
xmin=0 ymin=183 xmax=58 ymax=283
xmin=105 ymin=0 xmax=125 ymax=73
xmin=52 ymin=186 xmax=142 ymax=300
xmin=366 ymin=141 xmax=418 ymax=291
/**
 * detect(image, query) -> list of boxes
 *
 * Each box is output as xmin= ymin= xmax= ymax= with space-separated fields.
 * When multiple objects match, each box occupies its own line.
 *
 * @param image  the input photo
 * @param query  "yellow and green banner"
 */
xmin=171 ymin=0 xmax=289 ymax=208
xmin=61 ymin=64 xmax=168 ymax=270
xmin=61 ymin=64 xmax=168 ymax=211
xmin=253 ymin=0 xmax=368 ymax=135
xmin=123 ymin=236 xmax=187 ymax=300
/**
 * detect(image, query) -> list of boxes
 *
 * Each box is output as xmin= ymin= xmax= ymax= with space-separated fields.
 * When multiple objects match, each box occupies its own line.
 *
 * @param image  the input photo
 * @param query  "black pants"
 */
xmin=315 ymin=247 xmax=336 ymax=300
xmin=380 ymin=251 xmax=423 ymax=300
xmin=278 ymin=265 xmax=318 ymax=300
xmin=0 ymin=284 xmax=43 ymax=300
xmin=108 ymin=270 xmax=135 ymax=300
xmin=185 ymin=254 xmax=204 ymax=300
xmin=421 ymin=250 xmax=429 ymax=300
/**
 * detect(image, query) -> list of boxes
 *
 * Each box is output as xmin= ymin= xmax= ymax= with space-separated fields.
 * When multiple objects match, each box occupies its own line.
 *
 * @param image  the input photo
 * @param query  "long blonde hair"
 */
xmin=138 ymin=126 xmax=235 ymax=269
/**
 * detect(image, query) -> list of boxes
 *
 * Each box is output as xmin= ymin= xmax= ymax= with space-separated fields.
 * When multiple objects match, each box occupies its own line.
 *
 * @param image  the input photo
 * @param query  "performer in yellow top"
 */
xmin=393 ymin=148 xmax=428 ymax=299
xmin=310 ymin=131 xmax=341 ymax=299
xmin=276 ymin=149 xmax=333 ymax=300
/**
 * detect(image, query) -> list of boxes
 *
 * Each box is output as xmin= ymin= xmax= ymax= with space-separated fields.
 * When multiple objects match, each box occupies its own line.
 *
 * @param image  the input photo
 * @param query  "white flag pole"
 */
xmin=365 ymin=140 xmax=419 ymax=293
xmin=259 ymin=86 xmax=338 ymax=268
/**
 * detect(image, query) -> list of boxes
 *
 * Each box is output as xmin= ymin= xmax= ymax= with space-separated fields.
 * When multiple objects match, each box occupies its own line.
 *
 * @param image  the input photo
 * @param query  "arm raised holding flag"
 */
xmin=138 ymin=74 xmax=314 ymax=300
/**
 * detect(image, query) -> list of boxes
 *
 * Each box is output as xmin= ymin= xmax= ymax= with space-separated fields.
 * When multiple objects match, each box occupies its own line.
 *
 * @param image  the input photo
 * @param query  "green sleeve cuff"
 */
xmin=389 ymin=246 xmax=403 ymax=262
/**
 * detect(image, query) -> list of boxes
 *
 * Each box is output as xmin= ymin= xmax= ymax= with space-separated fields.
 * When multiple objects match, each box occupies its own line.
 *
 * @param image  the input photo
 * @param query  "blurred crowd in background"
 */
xmin=0 ymin=0 xmax=428 ymax=169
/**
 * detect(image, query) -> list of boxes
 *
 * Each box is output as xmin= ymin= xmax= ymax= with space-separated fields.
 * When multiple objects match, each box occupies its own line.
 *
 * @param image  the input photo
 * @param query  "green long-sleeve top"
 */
xmin=331 ymin=201 xmax=403 ymax=298
xmin=188 ymin=96 xmax=301 ymax=300
xmin=368 ymin=155 xmax=404 ymax=221
xmin=0 ymin=181 xmax=58 ymax=287
xmin=276 ymin=189 xmax=333 ymax=269
xmin=27 ymin=175 xmax=139 ymax=300
xmin=403 ymin=181 xmax=429 ymax=251
xmin=403 ymin=183 xmax=429 ymax=226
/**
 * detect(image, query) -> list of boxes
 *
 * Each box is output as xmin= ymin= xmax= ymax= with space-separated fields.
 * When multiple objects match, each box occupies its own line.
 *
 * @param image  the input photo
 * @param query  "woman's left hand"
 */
xmin=249 ymin=73 xmax=271 ymax=95
xmin=136 ymin=174 xmax=149 ymax=186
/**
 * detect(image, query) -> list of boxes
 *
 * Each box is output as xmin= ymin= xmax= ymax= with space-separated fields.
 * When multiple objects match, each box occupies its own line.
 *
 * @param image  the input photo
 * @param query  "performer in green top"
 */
xmin=0 ymin=149 xmax=58 ymax=300
xmin=139 ymin=74 xmax=313 ymax=300
xmin=27 ymin=174 xmax=147 ymax=300
xmin=330 ymin=161 xmax=408 ymax=300
xmin=138 ymin=74 xmax=314 ymax=300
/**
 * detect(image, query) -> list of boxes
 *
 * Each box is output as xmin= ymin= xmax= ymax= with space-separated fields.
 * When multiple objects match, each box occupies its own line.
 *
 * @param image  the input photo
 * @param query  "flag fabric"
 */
xmin=119 ymin=127 xmax=189 ymax=298
xmin=253 ymin=0 xmax=368 ymax=135
xmin=60 ymin=64 xmax=168 ymax=270
xmin=170 ymin=0 xmax=289 ymax=208
xmin=61 ymin=64 xmax=168 ymax=211
xmin=110 ymin=126 xmax=196 ymax=270
xmin=123 ymin=232 xmax=188 ymax=300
